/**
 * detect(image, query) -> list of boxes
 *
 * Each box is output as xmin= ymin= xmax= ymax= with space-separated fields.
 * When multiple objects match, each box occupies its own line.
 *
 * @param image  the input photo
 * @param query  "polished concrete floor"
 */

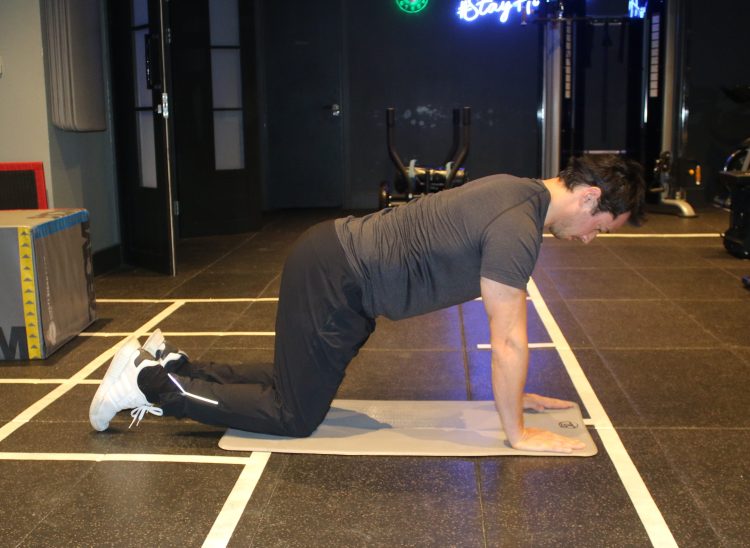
xmin=1 ymin=206 xmax=748 ymax=547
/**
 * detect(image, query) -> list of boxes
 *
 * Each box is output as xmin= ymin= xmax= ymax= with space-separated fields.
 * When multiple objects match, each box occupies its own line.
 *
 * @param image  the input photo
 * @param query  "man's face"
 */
xmin=550 ymin=196 xmax=631 ymax=244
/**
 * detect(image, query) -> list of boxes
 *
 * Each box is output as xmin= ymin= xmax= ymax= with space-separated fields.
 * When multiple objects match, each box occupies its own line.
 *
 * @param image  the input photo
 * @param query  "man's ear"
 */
xmin=582 ymin=186 xmax=602 ymax=208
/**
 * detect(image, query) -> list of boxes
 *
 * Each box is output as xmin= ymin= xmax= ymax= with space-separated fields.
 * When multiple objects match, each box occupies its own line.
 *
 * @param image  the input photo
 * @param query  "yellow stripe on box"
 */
xmin=17 ymin=228 xmax=41 ymax=359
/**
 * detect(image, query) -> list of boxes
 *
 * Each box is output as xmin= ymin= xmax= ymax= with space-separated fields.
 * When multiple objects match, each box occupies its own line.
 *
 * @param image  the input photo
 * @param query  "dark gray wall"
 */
xmin=683 ymin=0 xmax=750 ymax=204
xmin=580 ymin=22 xmax=632 ymax=154
xmin=343 ymin=3 xmax=543 ymax=208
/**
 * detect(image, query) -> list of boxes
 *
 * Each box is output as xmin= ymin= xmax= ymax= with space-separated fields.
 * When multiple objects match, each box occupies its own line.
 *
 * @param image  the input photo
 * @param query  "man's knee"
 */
xmin=282 ymin=406 xmax=328 ymax=437
xmin=283 ymin=418 xmax=319 ymax=438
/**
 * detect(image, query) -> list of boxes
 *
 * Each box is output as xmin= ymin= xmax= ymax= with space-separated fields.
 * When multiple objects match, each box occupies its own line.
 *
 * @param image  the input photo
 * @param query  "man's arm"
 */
xmin=480 ymin=276 xmax=585 ymax=453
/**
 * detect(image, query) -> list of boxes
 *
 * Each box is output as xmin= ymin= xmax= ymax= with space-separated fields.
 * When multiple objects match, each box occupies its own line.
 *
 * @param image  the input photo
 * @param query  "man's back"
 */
xmin=335 ymin=175 xmax=550 ymax=319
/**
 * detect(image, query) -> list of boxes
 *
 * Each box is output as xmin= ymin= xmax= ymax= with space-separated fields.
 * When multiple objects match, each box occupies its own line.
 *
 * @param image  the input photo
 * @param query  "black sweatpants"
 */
xmin=158 ymin=220 xmax=376 ymax=436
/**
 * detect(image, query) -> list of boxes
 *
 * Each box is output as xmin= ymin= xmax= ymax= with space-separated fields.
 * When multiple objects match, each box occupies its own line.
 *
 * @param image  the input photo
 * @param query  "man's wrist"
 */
xmin=504 ymin=422 xmax=524 ymax=445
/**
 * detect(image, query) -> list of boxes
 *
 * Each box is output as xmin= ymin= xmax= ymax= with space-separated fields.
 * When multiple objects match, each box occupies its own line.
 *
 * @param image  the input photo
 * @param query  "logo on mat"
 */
xmin=558 ymin=420 xmax=578 ymax=429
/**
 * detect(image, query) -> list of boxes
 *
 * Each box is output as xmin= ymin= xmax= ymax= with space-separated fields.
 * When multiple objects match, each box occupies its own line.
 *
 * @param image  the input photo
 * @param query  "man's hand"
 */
xmin=522 ymin=392 xmax=576 ymax=411
xmin=512 ymin=427 xmax=586 ymax=454
xmin=514 ymin=394 xmax=584 ymax=453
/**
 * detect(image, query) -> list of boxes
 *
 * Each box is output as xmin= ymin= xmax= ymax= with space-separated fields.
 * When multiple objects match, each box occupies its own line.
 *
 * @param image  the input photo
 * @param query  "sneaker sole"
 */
xmin=89 ymin=340 xmax=140 ymax=431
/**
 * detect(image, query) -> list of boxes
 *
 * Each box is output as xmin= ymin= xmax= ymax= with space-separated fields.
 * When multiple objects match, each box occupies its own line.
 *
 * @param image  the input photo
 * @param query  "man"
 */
xmin=90 ymin=154 xmax=645 ymax=453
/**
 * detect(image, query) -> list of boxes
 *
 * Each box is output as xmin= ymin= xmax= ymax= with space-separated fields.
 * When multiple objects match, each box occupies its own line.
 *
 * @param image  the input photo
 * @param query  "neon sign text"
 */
xmin=458 ymin=0 xmax=649 ymax=24
xmin=628 ymin=0 xmax=647 ymax=19
xmin=457 ymin=0 xmax=540 ymax=24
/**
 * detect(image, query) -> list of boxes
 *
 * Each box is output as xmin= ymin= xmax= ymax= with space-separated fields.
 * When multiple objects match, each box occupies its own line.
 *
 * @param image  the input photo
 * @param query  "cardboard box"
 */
xmin=0 ymin=209 xmax=96 ymax=360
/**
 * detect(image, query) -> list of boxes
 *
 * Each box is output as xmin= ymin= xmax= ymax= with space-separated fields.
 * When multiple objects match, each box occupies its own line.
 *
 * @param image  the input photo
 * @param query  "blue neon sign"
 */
xmin=456 ymin=0 xmax=541 ymax=24
xmin=628 ymin=0 xmax=648 ymax=19
xmin=457 ymin=0 xmax=648 ymax=24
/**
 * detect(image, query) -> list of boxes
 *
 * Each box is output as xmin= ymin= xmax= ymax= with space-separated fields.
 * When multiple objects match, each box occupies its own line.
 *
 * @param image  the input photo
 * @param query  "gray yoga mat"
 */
xmin=219 ymin=400 xmax=597 ymax=457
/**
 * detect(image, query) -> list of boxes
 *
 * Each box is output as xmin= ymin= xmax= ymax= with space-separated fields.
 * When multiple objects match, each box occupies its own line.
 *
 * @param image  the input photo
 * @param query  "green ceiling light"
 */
xmin=396 ymin=0 xmax=429 ymax=14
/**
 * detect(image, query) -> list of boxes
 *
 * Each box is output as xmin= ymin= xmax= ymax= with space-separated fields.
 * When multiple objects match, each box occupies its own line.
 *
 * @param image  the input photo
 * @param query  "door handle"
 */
xmin=328 ymin=103 xmax=341 ymax=117
xmin=158 ymin=93 xmax=169 ymax=119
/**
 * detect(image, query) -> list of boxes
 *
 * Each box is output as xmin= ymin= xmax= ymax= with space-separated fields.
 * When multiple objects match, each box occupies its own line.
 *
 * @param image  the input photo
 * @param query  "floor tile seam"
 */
xmin=238 ymin=454 xmax=292 ymax=545
xmin=527 ymin=279 xmax=678 ymax=546
xmin=538 ymin=264 xmax=631 ymax=270
xmin=533 ymin=295 xmax=596 ymax=349
xmin=547 ymin=233 xmax=722 ymax=238
xmin=666 ymin=300 xmax=738 ymax=346
xmin=589 ymin=345 xmax=649 ymax=431
xmin=472 ymin=460 xmax=490 ymax=548
xmin=555 ymin=291 xmax=723 ymax=352
xmin=728 ymin=347 xmax=750 ymax=368
xmin=630 ymin=266 xmax=668 ymax=298
xmin=541 ymin=265 xmax=638 ymax=271
xmin=600 ymin=242 xmax=722 ymax=247
xmin=461 ymin=303 xmax=492 ymax=546
xmin=457 ymin=304 xmax=474 ymax=401
xmin=713 ymin=335 xmax=750 ymax=354
xmin=671 ymin=297 xmax=750 ymax=307
xmin=357 ymin=347 xmax=467 ymax=353
xmin=525 ymin=297 xmax=599 ymax=352
xmin=717 ymin=262 xmax=750 ymax=275
xmin=12 ymin=459 xmax=99 ymax=546
xmin=95 ymin=298 xmax=281 ymax=303
xmin=189 ymin=345 xmax=275 ymax=353
xmin=79 ymin=332 xmax=278 ymax=338
xmin=205 ymin=273 xmax=282 ymax=354
xmin=257 ymin=272 xmax=283 ymax=300
xmin=595 ymin=338 xmax=750 ymax=432
xmin=632 ymin=265 xmax=743 ymax=270
xmin=589 ymin=346 xmax=725 ymax=351
xmin=161 ymin=232 xmax=265 ymax=299
xmin=620 ymin=298 xmax=750 ymax=302
xmin=605 ymin=255 xmax=725 ymax=261
xmin=561 ymin=298 xmax=692 ymax=303
xmin=202 ymin=267 xmax=285 ymax=276
xmin=611 ymin=426 xmax=750 ymax=431
xmin=205 ymin=453 xmax=273 ymax=547
xmin=641 ymin=430 xmax=728 ymax=543
xmin=224 ymin=283 xmax=280 ymax=333
xmin=198 ymin=228 xmax=262 ymax=266
xmin=561 ymin=297 xmax=739 ymax=303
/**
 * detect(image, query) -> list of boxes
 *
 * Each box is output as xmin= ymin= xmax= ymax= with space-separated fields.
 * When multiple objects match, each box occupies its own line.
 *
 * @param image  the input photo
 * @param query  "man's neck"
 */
xmin=542 ymin=177 xmax=571 ymax=229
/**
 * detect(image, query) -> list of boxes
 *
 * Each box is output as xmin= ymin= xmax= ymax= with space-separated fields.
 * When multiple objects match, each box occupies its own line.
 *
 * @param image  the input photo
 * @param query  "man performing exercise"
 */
xmin=90 ymin=154 xmax=645 ymax=454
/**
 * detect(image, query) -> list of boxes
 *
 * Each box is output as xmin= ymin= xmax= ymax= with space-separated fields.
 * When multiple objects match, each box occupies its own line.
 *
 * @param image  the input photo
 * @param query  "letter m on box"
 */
xmin=0 ymin=326 xmax=28 ymax=360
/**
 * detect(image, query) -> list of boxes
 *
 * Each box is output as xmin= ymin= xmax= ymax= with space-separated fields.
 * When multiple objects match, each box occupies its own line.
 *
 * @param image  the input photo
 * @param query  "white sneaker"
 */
xmin=142 ymin=328 xmax=189 ymax=369
xmin=89 ymin=340 xmax=164 ymax=431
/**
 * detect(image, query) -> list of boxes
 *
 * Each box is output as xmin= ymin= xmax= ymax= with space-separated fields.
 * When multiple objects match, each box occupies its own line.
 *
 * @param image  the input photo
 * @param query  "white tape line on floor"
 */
xmin=202 ymin=451 xmax=271 ymax=548
xmin=0 ymin=452 xmax=251 ymax=465
xmin=0 ymin=301 xmax=185 ymax=444
xmin=79 ymin=331 xmax=275 ymax=337
xmin=527 ymin=278 xmax=677 ymax=548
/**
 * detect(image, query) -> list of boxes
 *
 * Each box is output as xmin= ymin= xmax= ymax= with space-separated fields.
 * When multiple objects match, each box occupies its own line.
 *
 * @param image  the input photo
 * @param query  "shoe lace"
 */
xmin=129 ymin=404 xmax=164 ymax=428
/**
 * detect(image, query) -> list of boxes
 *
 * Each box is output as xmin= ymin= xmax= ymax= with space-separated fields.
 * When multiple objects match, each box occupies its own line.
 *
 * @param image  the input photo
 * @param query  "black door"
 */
xmin=169 ymin=0 xmax=262 ymax=237
xmin=109 ymin=0 xmax=177 ymax=274
xmin=263 ymin=0 xmax=344 ymax=208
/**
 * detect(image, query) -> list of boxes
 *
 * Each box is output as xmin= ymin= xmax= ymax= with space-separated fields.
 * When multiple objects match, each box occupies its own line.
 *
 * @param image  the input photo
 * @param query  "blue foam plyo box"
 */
xmin=0 ymin=209 xmax=96 ymax=360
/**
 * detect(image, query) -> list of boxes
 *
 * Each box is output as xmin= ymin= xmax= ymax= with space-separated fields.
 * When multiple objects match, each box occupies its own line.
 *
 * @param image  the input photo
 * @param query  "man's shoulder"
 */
xmin=452 ymin=175 xmax=547 ymax=213
xmin=465 ymin=173 xmax=544 ymax=192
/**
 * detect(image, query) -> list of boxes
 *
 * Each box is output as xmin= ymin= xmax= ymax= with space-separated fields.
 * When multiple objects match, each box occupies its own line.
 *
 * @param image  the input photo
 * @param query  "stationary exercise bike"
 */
xmin=647 ymin=151 xmax=698 ymax=218
xmin=379 ymin=106 xmax=471 ymax=209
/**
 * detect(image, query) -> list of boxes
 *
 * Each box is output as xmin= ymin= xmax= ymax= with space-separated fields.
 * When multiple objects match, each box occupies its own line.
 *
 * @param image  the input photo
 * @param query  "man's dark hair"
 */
xmin=558 ymin=154 xmax=646 ymax=226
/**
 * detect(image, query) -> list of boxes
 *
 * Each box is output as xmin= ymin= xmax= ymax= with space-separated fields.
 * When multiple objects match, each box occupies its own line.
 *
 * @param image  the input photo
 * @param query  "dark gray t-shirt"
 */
xmin=335 ymin=174 xmax=550 ymax=320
